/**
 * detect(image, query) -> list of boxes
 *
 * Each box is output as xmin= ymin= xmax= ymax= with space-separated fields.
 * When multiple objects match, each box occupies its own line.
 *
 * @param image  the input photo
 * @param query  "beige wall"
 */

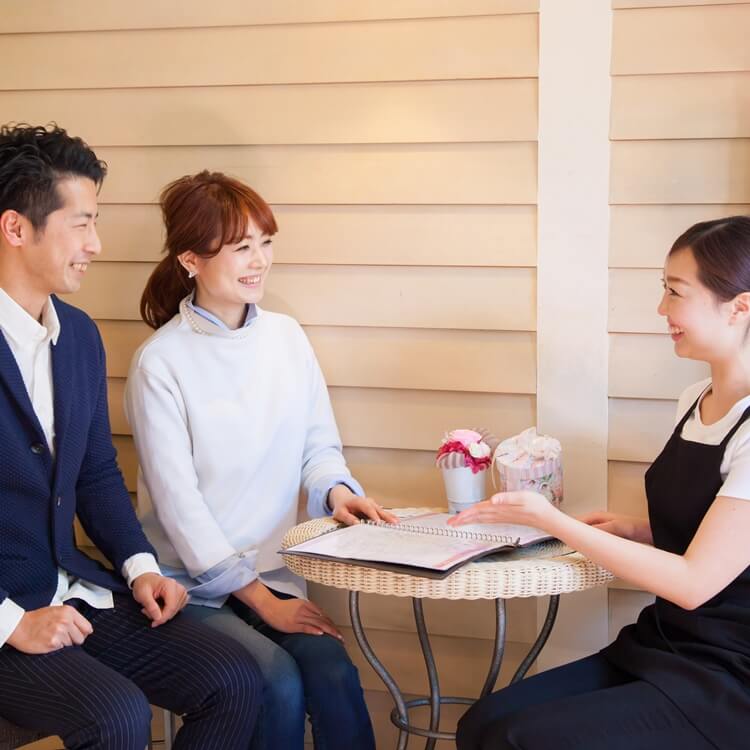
xmin=608 ymin=0 xmax=750 ymax=632
xmin=2 ymin=1 xmax=539 ymax=746
xmin=4 ymin=0 xmax=749 ymax=747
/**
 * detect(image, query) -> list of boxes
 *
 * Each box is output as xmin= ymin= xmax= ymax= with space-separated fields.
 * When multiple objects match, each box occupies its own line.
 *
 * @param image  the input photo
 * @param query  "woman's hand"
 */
xmin=258 ymin=597 xmax=343 ymax=640
xmin=236 ymin=580 xmax=343 ymax=639
xmin=328 ymin=484 xmax=399 ymax=526
xmin=447 ymin=491 xmax=557 ymax=530
xmin=578 ymin=511 xmax=653 ymax=545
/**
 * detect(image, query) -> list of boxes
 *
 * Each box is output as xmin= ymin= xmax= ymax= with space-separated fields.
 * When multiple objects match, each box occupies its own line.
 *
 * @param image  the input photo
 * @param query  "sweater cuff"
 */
xmin=0 ymin=598 xmax=25 ymax=648
xmin=122 ymin=553 xmax=162 ymax=588
xmin=310 ymin=475 xmax=366 ymax=518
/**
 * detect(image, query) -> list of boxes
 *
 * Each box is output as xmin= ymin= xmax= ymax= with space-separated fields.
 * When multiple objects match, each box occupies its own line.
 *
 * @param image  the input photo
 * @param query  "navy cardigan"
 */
xmin=0 ymin=297 xmax=156 ymax=611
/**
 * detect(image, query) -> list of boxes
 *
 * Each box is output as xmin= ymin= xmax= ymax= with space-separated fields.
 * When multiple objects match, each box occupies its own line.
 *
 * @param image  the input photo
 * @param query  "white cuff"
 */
xmin=121 ymin=553 xmax=161 ymax=588
xmin=0 ymin=598 xmax=26 ymax=648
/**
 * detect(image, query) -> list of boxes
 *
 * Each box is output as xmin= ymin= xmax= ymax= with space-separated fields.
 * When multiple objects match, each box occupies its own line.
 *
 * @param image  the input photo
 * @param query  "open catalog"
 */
xmin=282 ymin=511 xmax=553 ymax=580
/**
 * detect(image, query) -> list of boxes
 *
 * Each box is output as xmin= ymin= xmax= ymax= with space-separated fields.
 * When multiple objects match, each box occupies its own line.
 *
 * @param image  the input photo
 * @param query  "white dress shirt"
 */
xmin=0 ymin=288 xmax=159 ymax=647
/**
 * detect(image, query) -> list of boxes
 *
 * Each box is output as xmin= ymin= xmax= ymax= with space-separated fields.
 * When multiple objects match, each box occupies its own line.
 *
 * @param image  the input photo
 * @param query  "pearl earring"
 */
xmin=188 ymin=270 xmax=197 ymax=279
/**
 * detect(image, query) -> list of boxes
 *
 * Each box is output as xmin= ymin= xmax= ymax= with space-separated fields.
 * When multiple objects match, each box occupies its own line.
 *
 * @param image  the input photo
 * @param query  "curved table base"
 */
xmin=349 ymin=591 xmax=559 ymax=748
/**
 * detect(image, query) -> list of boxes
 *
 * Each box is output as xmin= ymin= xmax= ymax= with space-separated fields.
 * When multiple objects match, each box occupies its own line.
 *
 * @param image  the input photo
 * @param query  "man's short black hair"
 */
xmin=0 ymin=123 xmax=107 ymax=231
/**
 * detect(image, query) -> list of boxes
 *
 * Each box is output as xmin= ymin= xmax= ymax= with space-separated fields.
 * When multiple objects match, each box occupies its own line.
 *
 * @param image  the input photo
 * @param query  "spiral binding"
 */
xmin=363 ymin=519 xmax=519 ymax=546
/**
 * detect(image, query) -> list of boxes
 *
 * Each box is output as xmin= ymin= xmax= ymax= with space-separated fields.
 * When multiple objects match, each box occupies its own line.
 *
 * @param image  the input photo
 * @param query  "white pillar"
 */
xmin=535 ymin=0 xmax=613 ymax=669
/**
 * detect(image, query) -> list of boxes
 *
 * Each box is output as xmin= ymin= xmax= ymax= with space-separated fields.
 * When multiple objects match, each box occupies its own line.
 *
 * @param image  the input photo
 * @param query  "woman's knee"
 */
xmin=289 ymin=634 xmax=361 ymax=694
xmin=260 ymin=646 xmax=305 ymax=711
xmin=458 ymin=707 xmax=538 ymax=750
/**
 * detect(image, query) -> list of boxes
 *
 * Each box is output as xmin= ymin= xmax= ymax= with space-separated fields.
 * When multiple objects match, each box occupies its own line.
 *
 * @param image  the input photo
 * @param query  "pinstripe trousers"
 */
xmin=0 ymin=594 xmax=261 ymax=749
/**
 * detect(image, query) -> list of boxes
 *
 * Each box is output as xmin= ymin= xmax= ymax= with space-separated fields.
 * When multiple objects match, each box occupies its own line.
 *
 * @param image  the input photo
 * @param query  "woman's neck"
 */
xmin=192 ymin=291 xmax=246 ymax=330
xmin=706 ymin=355 xmax=750 ymax=417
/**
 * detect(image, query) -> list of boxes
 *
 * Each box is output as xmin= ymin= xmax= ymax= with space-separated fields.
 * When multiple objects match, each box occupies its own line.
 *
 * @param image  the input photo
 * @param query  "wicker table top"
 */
xmin=282 ymin=509 xmax=614 ymax=601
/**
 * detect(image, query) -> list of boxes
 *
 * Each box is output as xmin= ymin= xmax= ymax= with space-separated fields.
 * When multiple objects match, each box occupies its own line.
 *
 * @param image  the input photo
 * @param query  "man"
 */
xmin=0 ymin=123 xmax=261 ymax=749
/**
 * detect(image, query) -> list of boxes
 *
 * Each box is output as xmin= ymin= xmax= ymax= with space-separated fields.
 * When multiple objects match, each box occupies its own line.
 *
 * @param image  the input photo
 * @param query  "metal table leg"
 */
xmin=510 ymin=595 xmax=560 ymax=684
xmin=349 ymin=593 xmax=558 ymax=747
xmin=349 ymin=591 xmax=410 ymax=750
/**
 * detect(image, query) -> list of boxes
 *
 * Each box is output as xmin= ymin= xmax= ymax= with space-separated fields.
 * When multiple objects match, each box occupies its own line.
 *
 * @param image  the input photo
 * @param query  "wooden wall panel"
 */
xmin=332 ymin=389 xmax=535 ymax=451
xmin=615 ymin=0 xmax=746 ymax=7
xmin=608 ymin=589 xmax=654 ymax=641
xmin=609 ymin=269 xmax=663 ymax=333
xmin=74 ymin=263 xmax=537 ymax=331
xmin=612 ymin=5 xmax=750 ymax=74
xmin=610 ymin=140 xmax=750 ymax=205
xmin=110 ymin=386 xmax=535 ymax=457
xmin=2 ymin=0 xmax=539 ymax=33
xmin=609 ymin=333 xmax=708 ymax=399
xmin=94 ymin=143 xmax=538 ymax=206
xmin=343 ymin=447 xmax=445 ymax=507
xmin=100 ymin=320 xmax=536 ymax=394
xmin=305 ymin=327 xmax=536 ymax=394
xmin=97 ymin=204 xmax=537 ymax=267
xmin=0 ymin=15 xmax=538 ymax=90
xmin=611 ymin=72 xmax=750 ymax=140
xmin=608 ymin=460 xmax=648 ymax=517
xmin=0 ymin=79 xmax=537 ymax=146
xmin=608 ymin=397 xmax=675 ymax=463
xmin=610 ymin=204 xmax=750 ymax=269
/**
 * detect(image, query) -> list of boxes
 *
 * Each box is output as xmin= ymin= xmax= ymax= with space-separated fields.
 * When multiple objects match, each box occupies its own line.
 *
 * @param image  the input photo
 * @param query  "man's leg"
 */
xmin=81 ymin=594 xmax=261 ymax=750
xmin=0 ymin=644 xmax=152 ymax=750
xmin=183 ymin=602 xmax=306 ymax=750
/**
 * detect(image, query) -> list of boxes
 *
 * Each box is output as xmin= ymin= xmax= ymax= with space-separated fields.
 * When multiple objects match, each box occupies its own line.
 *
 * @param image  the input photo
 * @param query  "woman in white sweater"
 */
xmin=125 ymin=171 xmax=394 ymax=750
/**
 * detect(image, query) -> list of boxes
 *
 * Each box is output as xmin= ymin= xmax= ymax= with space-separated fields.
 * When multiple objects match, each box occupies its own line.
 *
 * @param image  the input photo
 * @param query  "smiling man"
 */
xmin=0 ymin=124 xmax=262 ymax=750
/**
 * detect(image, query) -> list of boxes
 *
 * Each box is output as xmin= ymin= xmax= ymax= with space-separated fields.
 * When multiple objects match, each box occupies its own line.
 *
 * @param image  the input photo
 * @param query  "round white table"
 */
xmin=282 ymin=511 xmax=613 ymax=749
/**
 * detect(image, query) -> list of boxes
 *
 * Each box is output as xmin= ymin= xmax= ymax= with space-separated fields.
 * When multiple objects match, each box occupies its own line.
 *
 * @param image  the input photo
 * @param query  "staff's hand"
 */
xmin=448 ymin=491 xmax=556 ymax=529
xmin=578 ymin=511 xmax=653 ymax=544
xmin=132 ymin=573 xmax=188 ymax=628
xmin=6 ymin=605 xmax=93 ymax=654
xmin=328 ymin=484 xmax=399 ymax=526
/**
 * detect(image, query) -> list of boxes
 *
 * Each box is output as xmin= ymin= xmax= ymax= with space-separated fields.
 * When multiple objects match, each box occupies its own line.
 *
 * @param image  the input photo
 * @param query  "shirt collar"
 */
xmin=0 ymin=288 xmax=61 ymax=347
xmin=186 ymin=294 xmax=257 ymax=331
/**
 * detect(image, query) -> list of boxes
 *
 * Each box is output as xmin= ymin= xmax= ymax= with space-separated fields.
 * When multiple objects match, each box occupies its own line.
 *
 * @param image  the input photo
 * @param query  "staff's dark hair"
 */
xmin=0 ymin=122 xmax=107 ymax=231
xmin=670 ymin=216 xmax=750 ymax=301
xmin=140 ymin=171 xmax=277 ymax=329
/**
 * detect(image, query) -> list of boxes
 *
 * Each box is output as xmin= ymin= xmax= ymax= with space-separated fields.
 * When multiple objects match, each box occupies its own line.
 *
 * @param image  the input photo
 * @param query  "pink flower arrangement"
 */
xmin=436 ymin=429 xmax=492 ymax=474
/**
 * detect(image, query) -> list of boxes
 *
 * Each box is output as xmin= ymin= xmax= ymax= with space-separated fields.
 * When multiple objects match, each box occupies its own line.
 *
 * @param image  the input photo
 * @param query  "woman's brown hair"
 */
xmin=140 ymin=170 xmax=277 ymax=329
xmin=670 ymin=216 xmax=750 ymax=302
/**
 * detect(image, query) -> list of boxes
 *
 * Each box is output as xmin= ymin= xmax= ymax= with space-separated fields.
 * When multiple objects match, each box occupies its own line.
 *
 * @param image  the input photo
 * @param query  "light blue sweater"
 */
xmin=125 ymin=296 xmax=363 ymax=606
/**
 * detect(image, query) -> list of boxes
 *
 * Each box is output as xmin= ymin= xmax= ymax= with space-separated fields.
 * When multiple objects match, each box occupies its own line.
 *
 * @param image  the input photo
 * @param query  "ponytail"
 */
xmin=140 ymin=254 xmax=194 ymax=330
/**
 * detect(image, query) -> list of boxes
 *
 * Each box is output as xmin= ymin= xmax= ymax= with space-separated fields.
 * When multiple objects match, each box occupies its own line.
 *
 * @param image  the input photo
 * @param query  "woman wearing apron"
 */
xmin=453 ymin=215 xmax=750 ymax=750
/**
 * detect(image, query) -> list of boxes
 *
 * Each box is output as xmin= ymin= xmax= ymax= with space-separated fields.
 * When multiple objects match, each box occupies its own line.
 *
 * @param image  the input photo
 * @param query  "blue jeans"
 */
xmin=184 ymin=591 xmax=375 ymax=750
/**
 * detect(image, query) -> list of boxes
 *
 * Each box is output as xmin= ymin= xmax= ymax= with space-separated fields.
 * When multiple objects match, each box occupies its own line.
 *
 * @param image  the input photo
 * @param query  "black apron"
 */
xmin=602 ymin=391 xmax=750 ymax=749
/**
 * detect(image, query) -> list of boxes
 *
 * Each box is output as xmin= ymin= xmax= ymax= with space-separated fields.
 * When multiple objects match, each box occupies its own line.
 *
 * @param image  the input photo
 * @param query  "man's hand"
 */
xmin=328 ymin=484 xmax=399 ymax=526
xmin=132 ymin=573 xmax=188 ymax=628
xmin=6 ymin=605 xmax=93 ymax=654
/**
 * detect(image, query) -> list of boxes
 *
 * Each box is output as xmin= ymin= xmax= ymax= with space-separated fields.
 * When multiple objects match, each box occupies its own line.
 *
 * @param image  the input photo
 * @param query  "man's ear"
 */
xmin=0 ymin=210 xmax=28 ymax=248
